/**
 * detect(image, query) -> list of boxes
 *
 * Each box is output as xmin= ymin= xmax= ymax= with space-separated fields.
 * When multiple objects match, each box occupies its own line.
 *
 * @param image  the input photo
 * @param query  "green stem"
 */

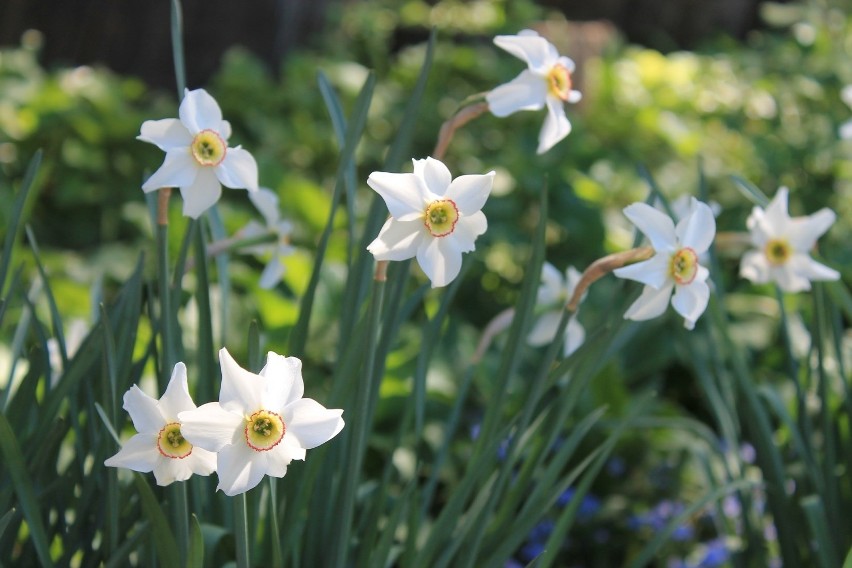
xmin=170 ymin=0 xmax=187 ymax=96
xmin=170 ymin=483 xmax=189 ymax=567
xmin=234 ymin=492 xmax=251 ymax=568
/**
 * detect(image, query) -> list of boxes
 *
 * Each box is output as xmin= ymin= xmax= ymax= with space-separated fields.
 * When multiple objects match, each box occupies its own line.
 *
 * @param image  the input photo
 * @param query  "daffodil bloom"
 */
xmin=139 ymin=88 xmax=259 ymax=218
xmin=528 ymin=263 xmax=585 ymax=356
xmin=240 ymin=188 xmax=294 ymax=289
xmin=178 ymin=348 xmax=344 ymax=496
xmin=367 ymin=157 xmax=495 ymax=288
xmin=740 ymin=187 xmax=838 ymax=292
xmin=613 ymin=199 xmax=716 ymax=330
xmin=487 ymin=29 xmax=582 ymax=154
xmin=104 ymin=363 xmax=216 ymax=485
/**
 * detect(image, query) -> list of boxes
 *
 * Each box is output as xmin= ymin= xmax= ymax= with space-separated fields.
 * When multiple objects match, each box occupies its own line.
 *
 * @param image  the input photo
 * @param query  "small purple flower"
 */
xmin=520 ymin=541 xmax=546 ymax=562
xmin=697 ymin=538 xmax=729 ymax=568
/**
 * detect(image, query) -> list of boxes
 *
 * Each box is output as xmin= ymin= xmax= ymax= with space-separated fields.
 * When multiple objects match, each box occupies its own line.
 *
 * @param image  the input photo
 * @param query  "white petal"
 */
xmin=565 ymin=266 xmax=583 ymax=299
xmin=537 ymin=96 xmax=571 ymax=154
xmin=622 ymin=202 xmax=677 ymax=251
xmin=216 ymin=443 xmax=268 ymax=496
xmin=739 ymin=250 xmax=771 ymax=284
xmin=787 ymin=208 xmax=836 ymax=251
xmin=493 ymin=31 xmax=558 ymax=73
xmin=248 ymin=187 xmax=281 ymax=226
xmin=418 ymin=157 xmax=453 ymax=196
xmin=613 ymin=253 xmax=671 ymax=289
xmin=772 ymin=264 xmax=812 ymax=292
xmin=179 ymin=88 xmax=223 ymax=134
xmin=218 ymin=348 xmax=263 ymax=415
xmin=367 ymin=171 xmax=429 ymax=221
xmin=486 ymin=70 xmax=547 ymax=118
xmin=141 ymin=149 xmax=199 ymax=193
xmin=746 ymin=207 xmax=773 ymax=246
xmin=764 ymin=187 xmax=790 ymax=229
xmin=219 ymin=120 xmax=232 ymax=140
xmin=123 ymin=385 xmax=164 ymax=434
xmin=536 ymin=262 xmax=565 ymax=305
xmin=284 ymin=398 xmax=344 ymax=449
xmin=367 ymin=218 xmax=424 ymax=261
xmin=259 ymin=258 xmax=286 ymax=289
xmin=794 ymin=255 xmax=840 ymax=283
xmin=104 ymin=433 xmax=157 ymax=473
xmin=564 ymin=314 xmax=585 ymax=355
xmin=445 ymin=171 xmax=494 ymax=215
xmin=671 ymin=281 xmax=710 ymax=329
xmin=215 ymin=147 xmax=258 ymax=192
xmin=265 ymin=447 xmax=292 ymax=478
xmin=675 ymin=199 xmax=716 ymax=253
xmin=152 ymin=448 xmax=215 ymax=485
xmin=178 ymin=168 xmax=222 ymax=219
xmin=451 ymin=211 xmax=487 ymax=253
xmin=260 ymin=352 xmax=304 ymax=412
xmin=186 ymin=447 xmax=218 ymax=476
xmin=623 ymin=284 xmax=673 ymax=322
xmin=138 ymin=118 xmax=192 ymax=151
xmin=527 ymin=311 xmax=562 ymax=346
xmin=158 ymin=362 xmax=196 ymax=421
xmin=556 ymin=55 xmax=576 ymax=73
xmin=179 ymin=402 xmax=243 ymax=452
xmin=417 ymin=235 xmax=463 ymax=288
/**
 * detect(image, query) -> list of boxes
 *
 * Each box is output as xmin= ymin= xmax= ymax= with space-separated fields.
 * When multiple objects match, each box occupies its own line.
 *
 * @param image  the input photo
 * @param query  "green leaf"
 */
xmin=0 ymin=508 xmax=15 ymax=540
xmin=0 ymin=150 xmax=41 ymax=300
xmin=0 ymin=414 xmax=54 ymax=567
xmin=187 ymin=514 xmax=204 ymax=568
xmin=133 ymin=474 xmax=181 ymax=568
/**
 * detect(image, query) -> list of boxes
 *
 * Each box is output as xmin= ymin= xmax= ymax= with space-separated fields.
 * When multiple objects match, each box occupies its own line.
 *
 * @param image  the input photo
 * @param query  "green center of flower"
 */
xmin=156 ymin=422 xmax=192 ymax=459
xmin=423 ymin=199 xmax=459 ymax=237
xmin=547 ymin=64 xmax=573 ymax=101
xmin=244 ymin=410 xmax=286 ymax=452
xmin=765 ymin=238 xmax=791 ymax=266
xmin=190 ymin=129 xmax=227 ymax=166
xmin=669 ymin=247 xmax=699 ymax=285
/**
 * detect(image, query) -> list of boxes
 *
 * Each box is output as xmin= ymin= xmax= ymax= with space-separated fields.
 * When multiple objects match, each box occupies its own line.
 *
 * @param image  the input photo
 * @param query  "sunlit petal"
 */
xmin=284 ymin=399 xmax=345 ymax=450
xmin=218 ymin=348 xmax=263 ymax=414
xmin=178 ymin=402 xmax=243 ymax=452
xmin=138 ymin=118 xmax=192 ymax=151
xmin=141 ymin=150 xmax=198 ymax=193
xmin=104 ymin=433 xmax=157 ymax=473
xmin=487 ymin=70 xmax=547 ymax=117
xmin=537 ymin=96 xmax=571 ymax=154
xmin=178 ymin=168 xmax=221 ymax=219
xmin=613 ymin=253 xmax=671 ymax=289
xmin=623 ymin=284 xmax=673 ymax=322
xmin=494 ymin=30 xmax=557 ymax=73
xmin=451 ymin=212 xmax=487 ymax=253
xmin=260 ymin=352 xmax=304 ymax=412
xmin=367 ymin=218 xmax=424 ymax=261
xmin=216 ymin=443 xmax=268 ymax=496
xmin=622 ymin=203 xmax=677 ymax=251
xmin=416 ymin=235 xmax=463 ymax=288
xmin=528 ymin=311 xmax=562 ymax=346
xmin=367 ymin=171 xmax=428 ymax=221
xmin=216 ymin=147 xmax=258 ymax=192
xmin=671 ymin=280 xmax=710 ymax=329
xmin=179 ymin=88 xmax=223 ymax=134
xmin=675 ymin=199 xmax=716 ymax=253
xmin=445 ymin=172 xmax=495 ymax=215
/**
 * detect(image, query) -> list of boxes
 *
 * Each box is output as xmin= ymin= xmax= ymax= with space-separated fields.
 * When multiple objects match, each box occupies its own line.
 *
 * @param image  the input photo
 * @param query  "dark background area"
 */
xmin=0 ymin=0 xmax=778 ymax=90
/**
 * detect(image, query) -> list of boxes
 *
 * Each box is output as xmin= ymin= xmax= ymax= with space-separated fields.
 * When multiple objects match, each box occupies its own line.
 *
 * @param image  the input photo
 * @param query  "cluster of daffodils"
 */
xmin=105 ymin=349 xmax=343 ymax=496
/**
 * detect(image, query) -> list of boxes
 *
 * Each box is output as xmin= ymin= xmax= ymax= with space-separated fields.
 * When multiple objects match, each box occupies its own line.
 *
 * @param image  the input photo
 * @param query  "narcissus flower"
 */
xmin=139 ymin=88 xmax=259 ymax=218
xmin=367 ymin=157 xmax=495 ymax=288
xmin=614 ymin=199 xmax=716 ymax=330
xmin=104 ymin=363 xmax=216 ymax=485
xmin=487 ymin=29 xmax=582 ymax=154
xmin=528 ymin=263 xmax=585 ymax=356
xmin=178 ymin=348 xmax=344 ymax=496
xmin=740 ymin=187 xmax=838 ymax=292
xmin=240 ymin=188 xmax=294 ymax=289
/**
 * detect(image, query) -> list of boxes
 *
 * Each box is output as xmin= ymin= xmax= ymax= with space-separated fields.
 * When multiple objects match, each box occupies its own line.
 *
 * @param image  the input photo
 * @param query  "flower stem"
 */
xmin=432 ymin=101 xmax=488 ymax=160
xmin=234 ymin=492 xmax=250 ymax=568
xmin=170 ymin=483 xmax=189 ymax=566
xmin=566 ymin=246 xmax=654 ymax=311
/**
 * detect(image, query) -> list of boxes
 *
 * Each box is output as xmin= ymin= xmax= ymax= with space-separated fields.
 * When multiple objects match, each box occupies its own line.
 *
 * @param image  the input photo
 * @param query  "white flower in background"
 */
xmin=487 ymin=29 xmax=582 ymax=154
xmin=367 ymin=157 xmax=495 ymax=288
xmin=47 ymin=318 xmax=89 ymax=378
xmin=138 ymin=88 xmax=259 ymax=218
xmin=104 ymin=363 xmax=217 ymax=485
xmin=178 ymin=348 xmax=344 ymax=496
xmin=528 ymin=263 xmax=585 ymax=356
xmin=614 ymin=199 xmax=716 ymax=330
xmin=241 ymin=188 xmax=294 ymax=289
xmin=740 ymin=187 xmax=838 ymax=292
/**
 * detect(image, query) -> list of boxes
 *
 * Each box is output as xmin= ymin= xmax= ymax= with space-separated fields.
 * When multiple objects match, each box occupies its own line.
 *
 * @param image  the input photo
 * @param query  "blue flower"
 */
xmin=697 ymin=539 xmax=729 ymax=568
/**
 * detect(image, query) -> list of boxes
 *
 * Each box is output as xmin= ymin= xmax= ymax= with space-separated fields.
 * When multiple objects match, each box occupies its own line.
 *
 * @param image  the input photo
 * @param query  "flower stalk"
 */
xmin=566 ymin=247 xmax=654 ymax=311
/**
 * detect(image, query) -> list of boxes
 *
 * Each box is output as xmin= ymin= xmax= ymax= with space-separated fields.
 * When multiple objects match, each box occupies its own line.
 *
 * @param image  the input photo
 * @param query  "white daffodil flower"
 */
xmin=528 ymin=263 xmax=585 ymax=356
xmin=740 ymin=187 xmax=838 ymax=292
xmin=178 ymin=348 xmax=344 ymax=496
xmin=139 ymin=88 xmax=259 ymax=218
xmin=486 ymin=29 xmax=582 ymax=154
xmin=240 ymin=188 xmax=294 ymax=289
xmin=104 ymin=363 xmax=217 ymax=486
xmin=367 ymin=157 xmax=495 ymax=288
xmin=614 ymin=199 xmax=716 ymax=330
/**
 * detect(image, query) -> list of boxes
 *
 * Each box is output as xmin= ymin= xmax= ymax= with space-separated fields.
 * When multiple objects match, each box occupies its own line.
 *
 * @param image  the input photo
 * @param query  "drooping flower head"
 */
xmin=739 ymin=187 xmax=838 ymax=292
xmin=487 ymin=29 xmax=582 ymax=154
xmin=528 ymin=263 xmax=585 ymax=356
xmin=613 ymin=199 xmax=716 ymax=330
xmin=367 ymin=157 xmax=495 ymax=288
xmin=138 ymin=88 xmax=259 ymax=218
xmin=104 ymin=363 xmax=216 ymax=485
xmin=178 ymin=348 xmax=344 ymax=496
xmin=240 ymin=188 xmax=294 ymax=289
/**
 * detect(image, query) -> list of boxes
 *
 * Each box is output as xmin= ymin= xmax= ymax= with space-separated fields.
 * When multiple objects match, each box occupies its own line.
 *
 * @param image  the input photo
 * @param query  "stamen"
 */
xmin=546 ymin=64 xmax=573 ymax=101
xmin=244 ymin=410 xmax=286 ymax=452
xmin=190 ymin=129 xmax=227 ymax=166
xmin=670 ymin=247 xmax=699 ymax=285
xmin=765 ymin=238 xmax=791 ymax=266
xmin=423 ymin=199 xmax=460 ymax=237
xmin=156 ymin=423 xmax=193 ymax=459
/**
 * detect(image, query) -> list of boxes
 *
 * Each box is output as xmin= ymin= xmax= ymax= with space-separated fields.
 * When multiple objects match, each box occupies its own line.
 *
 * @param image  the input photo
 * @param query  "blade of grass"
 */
xmin=133 ymin=473 xmax=181 ymax=568
xmin=801 ymin=495 xmax=840 ymax=568
xmin=0 ymin=150 xmax=41 ymax=300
